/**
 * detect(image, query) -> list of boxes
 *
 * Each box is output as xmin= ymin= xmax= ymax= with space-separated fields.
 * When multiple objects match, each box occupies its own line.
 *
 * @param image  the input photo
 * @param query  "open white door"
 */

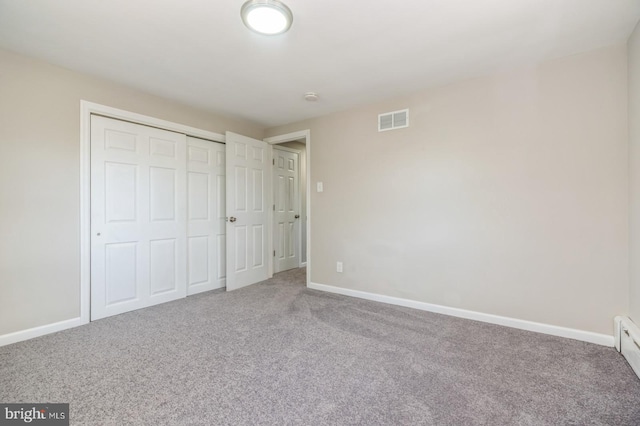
xmin=225 ymin=132 xmax=271 ymax=291
xmin=273 ymin=147 xmax=300 ymax=272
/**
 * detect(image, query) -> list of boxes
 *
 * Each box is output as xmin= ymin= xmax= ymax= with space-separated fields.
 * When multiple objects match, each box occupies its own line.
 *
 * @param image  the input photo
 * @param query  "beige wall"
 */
xmin=267 ymin=44 xmax=629 ymax=335
xmin=0 ymin=48 xmax=263 ymax=336
xmin=1 ymin=42 xmax=631 ymax=338
xmin=630 ymin=23 xmax=640 ymax=324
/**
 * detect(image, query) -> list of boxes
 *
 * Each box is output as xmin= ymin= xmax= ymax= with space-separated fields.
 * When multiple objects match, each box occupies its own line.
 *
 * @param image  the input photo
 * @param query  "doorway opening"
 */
xmin=265 ymin=131 xmax=311 ymax=288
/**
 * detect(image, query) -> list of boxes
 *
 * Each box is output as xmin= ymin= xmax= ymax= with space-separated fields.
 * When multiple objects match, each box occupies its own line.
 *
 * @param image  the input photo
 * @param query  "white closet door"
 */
xmin=187 ymin=137 xmax=226 ymax=295
xmin=91 ymin=115 xmax=187 ymax=320
xmin=225 ymin=132 xmax=271 ymax=291
xmin=273 ymin=148 xmax=300 ymax=272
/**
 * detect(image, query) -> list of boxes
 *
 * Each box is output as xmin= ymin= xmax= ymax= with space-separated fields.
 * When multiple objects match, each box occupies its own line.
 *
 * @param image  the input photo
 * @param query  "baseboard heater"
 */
xmin=614 ymin=316 xmax=640 ymax=379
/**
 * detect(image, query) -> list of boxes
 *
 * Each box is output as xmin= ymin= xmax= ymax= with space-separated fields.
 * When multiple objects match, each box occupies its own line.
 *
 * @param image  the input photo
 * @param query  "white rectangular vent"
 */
xmin=378 ymin=109 xmax=409 ymax=132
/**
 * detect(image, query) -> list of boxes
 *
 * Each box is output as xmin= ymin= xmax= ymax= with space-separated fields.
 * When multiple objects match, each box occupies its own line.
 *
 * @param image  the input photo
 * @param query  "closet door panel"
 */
xmin=91 ymin=115 xmax=187 ymax=320
xmin=187 ymin=137 xmax=226 ymax=295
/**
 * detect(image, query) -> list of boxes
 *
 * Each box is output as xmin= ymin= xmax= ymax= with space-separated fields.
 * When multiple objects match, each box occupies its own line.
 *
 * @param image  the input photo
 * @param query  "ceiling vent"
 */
xmin=378 ymin=109 xmax=409 ymax=132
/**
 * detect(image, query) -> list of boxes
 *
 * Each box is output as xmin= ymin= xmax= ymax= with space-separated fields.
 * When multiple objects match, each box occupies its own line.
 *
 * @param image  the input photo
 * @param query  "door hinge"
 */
xmin=273 ymin=250 xmax=276 ymax=257
xmin=272 ymin=159 xmax=275 ymax=165
xmin=273 ymin=204 xmax=275 ymax=211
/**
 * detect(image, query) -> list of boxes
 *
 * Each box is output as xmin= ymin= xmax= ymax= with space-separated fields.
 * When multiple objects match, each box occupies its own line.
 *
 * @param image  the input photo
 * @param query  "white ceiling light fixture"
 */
xmin=241 ymin=0 xmax=293 ymax=36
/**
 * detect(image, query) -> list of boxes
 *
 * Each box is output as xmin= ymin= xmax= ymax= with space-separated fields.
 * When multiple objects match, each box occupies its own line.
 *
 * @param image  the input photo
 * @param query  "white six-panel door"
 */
xmin=225 ymin=132 xmax=271 ymax=291
xmin=91 ymin=116 xmax=187 ymax=320
xmin=187 ymin=137 xmax=226 ymax=295
xmin=273 ymin=147 xmax=300 ymax=272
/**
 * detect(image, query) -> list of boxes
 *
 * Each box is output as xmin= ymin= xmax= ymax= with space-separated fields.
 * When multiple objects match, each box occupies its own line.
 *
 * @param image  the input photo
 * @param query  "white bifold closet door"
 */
xmin=187 ymin=137 xmax=226 ymax=295
xmin=91 ymin=116 xmax=187 ymax=320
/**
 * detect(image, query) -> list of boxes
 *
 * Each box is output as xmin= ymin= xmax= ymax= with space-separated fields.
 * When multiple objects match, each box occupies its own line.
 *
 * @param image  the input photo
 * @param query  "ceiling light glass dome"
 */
xmin=241 ymin=0 xmax=293 ymax=35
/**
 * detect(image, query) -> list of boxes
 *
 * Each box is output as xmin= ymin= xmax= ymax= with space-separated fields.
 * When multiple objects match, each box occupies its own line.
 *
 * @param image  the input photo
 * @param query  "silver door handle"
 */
xmin=229 ymin=217 xmax=237 ymax=223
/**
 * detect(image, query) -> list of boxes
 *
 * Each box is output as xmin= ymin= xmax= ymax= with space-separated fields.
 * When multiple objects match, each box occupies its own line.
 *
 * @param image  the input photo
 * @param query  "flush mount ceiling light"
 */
xmin=241 ymin=0 xmax=293 ymax=35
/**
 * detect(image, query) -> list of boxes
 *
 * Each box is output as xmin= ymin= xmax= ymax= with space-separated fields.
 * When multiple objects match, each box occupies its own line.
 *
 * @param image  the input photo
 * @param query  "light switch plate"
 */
xmin=317 ymin=182 xmax=324 ymax=192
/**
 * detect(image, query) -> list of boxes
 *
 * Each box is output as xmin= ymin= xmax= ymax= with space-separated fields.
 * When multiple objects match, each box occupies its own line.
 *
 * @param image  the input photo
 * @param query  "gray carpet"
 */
xmin=1 ymin=268 xmax=639 ymax=425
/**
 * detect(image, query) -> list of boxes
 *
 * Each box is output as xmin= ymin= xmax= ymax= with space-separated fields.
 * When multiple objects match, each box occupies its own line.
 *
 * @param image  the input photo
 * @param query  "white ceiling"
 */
xmin=1 ymin=0 xmax=639 ymax=127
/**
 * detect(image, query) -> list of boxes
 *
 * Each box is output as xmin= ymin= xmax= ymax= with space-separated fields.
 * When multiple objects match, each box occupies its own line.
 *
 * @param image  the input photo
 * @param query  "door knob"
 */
xmin=295 ymin=215 xmax=300 ymax=219
xmin=229 ymin=217 xmax=237 ymax=223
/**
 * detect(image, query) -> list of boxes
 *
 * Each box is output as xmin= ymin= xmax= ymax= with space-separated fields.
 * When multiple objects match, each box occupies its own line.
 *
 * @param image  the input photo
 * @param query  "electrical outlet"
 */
xmin=336 ymin=261 xmax=343 ymax=273
xmin=317 ymin=182 xmax=324 ymax=192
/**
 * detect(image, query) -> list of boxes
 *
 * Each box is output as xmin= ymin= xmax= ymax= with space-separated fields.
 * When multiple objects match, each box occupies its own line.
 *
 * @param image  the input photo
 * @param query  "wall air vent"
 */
xmin=378 ymin=109 xmax=409 ymax=132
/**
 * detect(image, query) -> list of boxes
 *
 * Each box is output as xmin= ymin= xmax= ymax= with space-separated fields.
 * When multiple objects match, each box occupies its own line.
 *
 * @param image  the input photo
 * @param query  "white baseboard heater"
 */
xmin=614 ymin=316 xmax=640 ymax=379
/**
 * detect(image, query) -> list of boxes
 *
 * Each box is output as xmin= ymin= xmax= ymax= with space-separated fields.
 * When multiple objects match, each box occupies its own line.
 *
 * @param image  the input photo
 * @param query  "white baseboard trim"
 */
xmin=0 ymin=317 xmax=85 ymax=347
xmin=308 ymin=282 xmax=614 ymax=347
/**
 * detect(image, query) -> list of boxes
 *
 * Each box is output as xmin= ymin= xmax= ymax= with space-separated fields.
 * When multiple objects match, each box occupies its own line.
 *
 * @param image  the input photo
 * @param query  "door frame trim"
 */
xmin=79 ymin=100 xmax=225 ymax=324
xmin=264 ymin=130 xmax=311 ymax=287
